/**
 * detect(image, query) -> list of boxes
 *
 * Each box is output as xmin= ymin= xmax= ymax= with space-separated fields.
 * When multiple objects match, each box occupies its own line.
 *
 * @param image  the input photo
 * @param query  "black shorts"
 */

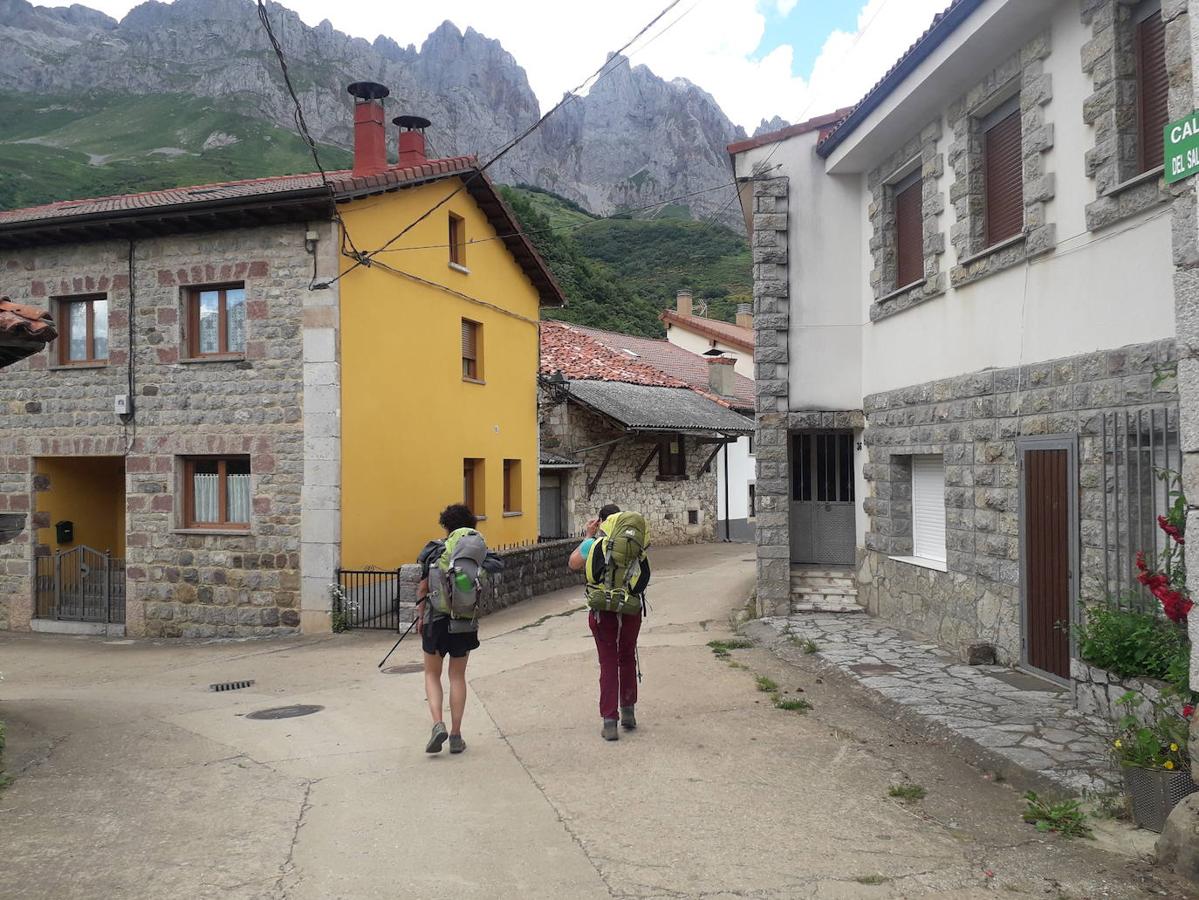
xmin=422 ymin=617 xmax=480 ymax=658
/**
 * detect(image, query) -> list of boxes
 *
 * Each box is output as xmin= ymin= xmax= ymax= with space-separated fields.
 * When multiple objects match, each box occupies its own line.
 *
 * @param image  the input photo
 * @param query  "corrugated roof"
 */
xmin=566 ymin=380 xmax=753 ymax=436
xmin=570 ymin=323 xmax=754 ymax=411
xmin=659 ymin=309 xmax=754 ymax=354
xmin=540 ymin=450 xmax=582 ymax=468
xmin=0 ymin=297 xmax=57 ymax=368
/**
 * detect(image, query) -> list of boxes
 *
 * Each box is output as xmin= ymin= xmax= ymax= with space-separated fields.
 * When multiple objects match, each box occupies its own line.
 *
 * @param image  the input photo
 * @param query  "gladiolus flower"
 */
xmin=1158 ymin=515 xmax=1185 ymax=544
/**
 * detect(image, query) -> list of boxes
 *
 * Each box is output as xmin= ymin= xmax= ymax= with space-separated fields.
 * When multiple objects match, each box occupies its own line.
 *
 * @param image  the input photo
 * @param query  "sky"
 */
xmin=39 ymin=0 xmax=952 ymax=130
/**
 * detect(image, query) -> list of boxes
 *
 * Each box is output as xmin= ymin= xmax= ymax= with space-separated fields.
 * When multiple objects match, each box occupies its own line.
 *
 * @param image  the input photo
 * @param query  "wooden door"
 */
xmin=1020 ymin=440 xmax=1076 ymax=680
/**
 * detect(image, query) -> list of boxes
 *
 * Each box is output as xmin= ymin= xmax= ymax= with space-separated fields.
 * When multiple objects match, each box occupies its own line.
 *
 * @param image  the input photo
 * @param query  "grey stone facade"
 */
xmin=1072 ymin=657 xmax=1171 ymax=727
xmin=750 ymin=175 xmax=791 ymax=616
xmin=948 ymin=31 xmax=1057 ymax=288
xmin=860 ymin=339 xmax=1177 ymax=664
xmin=540 ymin=393 xmax=717 ymax=545
xmin=867 ymin=118 xmax=947 ymax=321
xmin=0 ymin=222 xmax=334 ymax=637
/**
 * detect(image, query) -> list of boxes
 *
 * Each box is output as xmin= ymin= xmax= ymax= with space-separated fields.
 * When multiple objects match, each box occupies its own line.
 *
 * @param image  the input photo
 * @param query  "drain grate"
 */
xmin=245 ymin=704 xmax=324 ymax=720
xmin=381 ymin=664 xmax=423 ymax=675
xmin=210 ymin=680 xmax=255 ymax=692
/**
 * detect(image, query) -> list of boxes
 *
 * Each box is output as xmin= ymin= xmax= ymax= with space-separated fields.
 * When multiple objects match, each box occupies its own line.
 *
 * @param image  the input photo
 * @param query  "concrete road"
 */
xmin=0 ymin=543 xmax=1191 ymax=899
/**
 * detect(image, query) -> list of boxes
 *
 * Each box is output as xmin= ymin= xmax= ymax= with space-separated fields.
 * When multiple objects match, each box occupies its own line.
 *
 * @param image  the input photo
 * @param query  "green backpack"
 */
xmin=428 ymin=528 xmax=488 ymax=628
xmin=584 ymin=511 xmax=650 ymax=615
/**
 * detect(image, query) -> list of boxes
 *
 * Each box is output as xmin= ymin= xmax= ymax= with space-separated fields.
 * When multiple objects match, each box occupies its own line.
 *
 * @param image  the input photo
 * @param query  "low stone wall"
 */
xmin=398 ymin=538 xmax=584 ymax=615
xmin=1072 ymin=658 xmax=1171 ymax=728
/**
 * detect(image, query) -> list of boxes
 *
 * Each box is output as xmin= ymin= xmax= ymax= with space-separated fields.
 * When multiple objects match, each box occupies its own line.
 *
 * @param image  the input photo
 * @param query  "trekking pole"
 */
xmin=378 ymin=614 xmax=420 ymax=669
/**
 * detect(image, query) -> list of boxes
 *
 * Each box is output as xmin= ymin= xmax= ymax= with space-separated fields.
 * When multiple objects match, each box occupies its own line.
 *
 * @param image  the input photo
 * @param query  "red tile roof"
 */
xmin=727 ymin=109 xmax=854 ymax=156
xmin=569 ymin=323 xmax=754 ymax=410
xmin=541 ymin=321 xmax=688 ymax=388
xmin=0 ymin=297 xmax=56 ymax=368
xmin=659 ymin=309 xmax=754 ymax=354
xmin=0 ymin=157 xmax=478 ymax=227
xmin=816 ymin=0 xmax=979 ymax=158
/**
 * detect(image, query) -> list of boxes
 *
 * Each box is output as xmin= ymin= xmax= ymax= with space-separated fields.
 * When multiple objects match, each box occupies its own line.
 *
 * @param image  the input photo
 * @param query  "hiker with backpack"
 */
xmin=569 ymin=504 xmax=651 ymax=742
xmin=416 ymin=503 xmax=502 ymax=755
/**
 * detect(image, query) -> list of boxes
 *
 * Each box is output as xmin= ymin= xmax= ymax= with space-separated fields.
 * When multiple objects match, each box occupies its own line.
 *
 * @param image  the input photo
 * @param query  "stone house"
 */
xmin=730 ymin=0 xmax=1192 ymax=684
xmin=0 ymin=81 xmax=563 ymax=638
xmin=539 ymin=321 xmax=752 ymax=544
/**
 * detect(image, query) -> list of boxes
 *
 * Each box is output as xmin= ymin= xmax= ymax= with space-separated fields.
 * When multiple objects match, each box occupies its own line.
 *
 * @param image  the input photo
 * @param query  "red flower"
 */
xmin=1158 ymin=515 xmax=1185 ymax=545
xmin=1184 ymin=705 xmax=1195 ymax=719
xmin=1137 ymin=550 xmax=1149 ymax=572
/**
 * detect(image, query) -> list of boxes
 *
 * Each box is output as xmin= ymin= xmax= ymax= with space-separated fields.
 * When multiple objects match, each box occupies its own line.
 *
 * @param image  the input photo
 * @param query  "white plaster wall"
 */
xmin=664 ymin=326 xmax=754 ymax=379
xmin=716 ymin=436 xmax=755 ymax=525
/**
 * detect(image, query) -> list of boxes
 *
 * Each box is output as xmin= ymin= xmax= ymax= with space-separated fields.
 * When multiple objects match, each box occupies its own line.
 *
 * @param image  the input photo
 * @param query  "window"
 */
xmin=747 ymin=483 xmax=756 ymax=519
xmin=449 ymin=213 xmax=466 ymax=267
xmin=57 ymin=296 xmax=108 ymax=364
xmin=183 ymin=456 xmax=251 ymax=529
xmin=1136 ymin=1 xmax=1167 ymax=174
xmin=464 ymin=458 xmax=485 ymax=516
xmin=747 ymin=434 xmax=755 ymax=456
xmin=503 ymin=459 xmax=522 ymax=514
xmin=658 ymin=436 xmax=687 ymax=481
xmin=911 ymin=456 xmax=947 ymax=563
xmin=687 ymin=509 xmax=699 ymax=526
xmin=792 ymin=433 xmax=855 ymax=503
xmin=893 ymin=170 xmax=923 ymax=288
xmin=187 ymin=285 xmax=246 ymax=357
xmin=461 ymin=318 xmax=482 ymax=381
xmin=982 ymin=98 xmax=1024 ymax=246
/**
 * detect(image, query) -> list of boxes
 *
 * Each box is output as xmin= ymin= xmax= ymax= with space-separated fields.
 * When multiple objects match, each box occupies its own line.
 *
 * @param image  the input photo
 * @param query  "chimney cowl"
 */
xmin=736 ymin=302 xmax=754 ymax=330
xmin=676 ymin=290 xmax=693 ymax=318
xmin=393 ymin=114 xmax=430 ymax=168
xmin=347 ymin=81 xmax=390 ymax=102
xmin=348 ymin=81 xmax=389 ymax=177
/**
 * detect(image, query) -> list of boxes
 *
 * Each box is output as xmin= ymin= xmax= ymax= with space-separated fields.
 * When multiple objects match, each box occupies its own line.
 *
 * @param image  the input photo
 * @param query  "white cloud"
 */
xmin=38 ymin=0 xmax=955 ymax=130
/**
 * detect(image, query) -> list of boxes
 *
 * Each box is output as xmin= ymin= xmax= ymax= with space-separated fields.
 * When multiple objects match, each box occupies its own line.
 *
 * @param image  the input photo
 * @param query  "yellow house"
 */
xmin=335 ymin=85 xmax=565 ymax=567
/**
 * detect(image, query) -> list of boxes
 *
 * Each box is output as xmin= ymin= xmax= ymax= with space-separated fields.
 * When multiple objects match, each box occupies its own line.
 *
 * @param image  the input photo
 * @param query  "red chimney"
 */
xmin=393 ymin=115 xmax=431 ymax=168
xmin=347 ymin=82 xmax=389 ymax=177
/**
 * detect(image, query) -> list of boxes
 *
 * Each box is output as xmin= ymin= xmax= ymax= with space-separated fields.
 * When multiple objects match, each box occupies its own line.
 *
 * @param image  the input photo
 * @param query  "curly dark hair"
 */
xmin=439 ymin=503 xmax=478 ymax=533
xmin=598 ymin=503 xmax=620 ymax=521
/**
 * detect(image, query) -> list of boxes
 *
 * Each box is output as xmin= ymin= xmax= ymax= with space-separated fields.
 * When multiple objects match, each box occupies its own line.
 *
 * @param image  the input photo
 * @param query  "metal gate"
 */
xmin=335 ymin=568 xmax=405 ymax=630
xmin=34 ymin=545 xmax=126 ymax=624
xmin=790 ymin=431 xmax=856 ymax=566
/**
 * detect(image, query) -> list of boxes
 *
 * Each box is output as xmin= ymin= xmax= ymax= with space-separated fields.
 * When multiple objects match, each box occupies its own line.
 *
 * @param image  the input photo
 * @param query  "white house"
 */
xmin=730 ymin=0 xmax=1190 ymax=682
xmin=661 ymin=291 xmax=757 ymax=540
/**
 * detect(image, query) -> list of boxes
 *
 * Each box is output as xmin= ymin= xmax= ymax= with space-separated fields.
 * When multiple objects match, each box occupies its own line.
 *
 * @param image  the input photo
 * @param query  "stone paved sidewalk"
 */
xmin=752 ymin=613 xmax=1120 ymax=796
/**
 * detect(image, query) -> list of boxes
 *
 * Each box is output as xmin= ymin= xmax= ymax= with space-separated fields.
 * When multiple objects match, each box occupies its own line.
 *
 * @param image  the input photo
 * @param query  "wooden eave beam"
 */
xmin=698 ymin=441 xmax=726 ymax=476
xmin=634 ymin=444 xmax=660 ymax=482
xmin=586 ymin=443 xmax=619 ymax=499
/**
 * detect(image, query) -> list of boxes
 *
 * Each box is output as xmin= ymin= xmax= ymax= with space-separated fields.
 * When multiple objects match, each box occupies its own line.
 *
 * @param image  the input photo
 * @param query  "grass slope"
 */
xmin=0 ymin=92 xmax=351 ymax=209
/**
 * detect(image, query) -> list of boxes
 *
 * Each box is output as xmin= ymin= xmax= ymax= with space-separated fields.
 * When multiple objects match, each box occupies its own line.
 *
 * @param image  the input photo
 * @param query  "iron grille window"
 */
xmin=183 ymin=456 xmax=251 ymax=529
xmin=503 ymin=459 xmax=522 ymax=514
xmin=57 ymin=295 xmax=109 ymax=364
xmin=462 ymin=318 xmax=482 ymax=381
xmin=983 ymin=101 xmax=1024 ymax=246
xmin=747 ymin=483 xmax=756 ymax=519
xmin=1136 ymin=2 xmax=1168 ymax=174
xmin=893 ymin=172 xmax=923 ymax=288
xmin=187 ymin=284 xmax=246 ymax=357
xmin=658 ymin=436 xmax=687 ymax=481
xmin=449 ymin=213 xmax=466 ymax=266
xmin=792 ymin=433 xmax=854 ymax=503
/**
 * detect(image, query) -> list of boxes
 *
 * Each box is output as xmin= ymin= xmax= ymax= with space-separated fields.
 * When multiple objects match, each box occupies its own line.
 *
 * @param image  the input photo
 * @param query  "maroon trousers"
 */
xmin=588 ymin=610 xmax=641 ymax=720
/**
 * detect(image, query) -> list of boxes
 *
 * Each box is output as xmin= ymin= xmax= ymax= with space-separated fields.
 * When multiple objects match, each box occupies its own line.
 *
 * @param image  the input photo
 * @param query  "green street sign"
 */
xmin=1166 ymin=112 xmax=1199 ymax=184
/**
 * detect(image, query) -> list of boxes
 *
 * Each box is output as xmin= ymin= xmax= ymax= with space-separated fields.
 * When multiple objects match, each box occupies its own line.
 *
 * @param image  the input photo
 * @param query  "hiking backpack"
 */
xmin=427 ymin=528 xmax=489 ymax=625
xmin=584 ymin=511 xmax=651 ymax=615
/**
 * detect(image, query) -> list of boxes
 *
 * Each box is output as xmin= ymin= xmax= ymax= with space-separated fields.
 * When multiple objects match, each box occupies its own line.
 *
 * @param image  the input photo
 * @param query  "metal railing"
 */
xmin=34 ymin=548 xmax=126 ymax=624
xmin=335 ymin=568 xmax=404 ymax=631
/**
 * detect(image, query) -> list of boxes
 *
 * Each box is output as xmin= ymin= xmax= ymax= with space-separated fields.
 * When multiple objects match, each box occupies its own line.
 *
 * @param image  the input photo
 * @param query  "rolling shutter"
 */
xmin=911 ymin=456 xmax=947 ymax=563
xmin=984 ymin=109 xmax=1024 ymax=246
xmin=1137 ymin=10 xmax=1168 ymax=173
xmin=461 ymin=319 xmax=478 ymax=378
xmin=895 ymin=177 xmax=923 ymax=289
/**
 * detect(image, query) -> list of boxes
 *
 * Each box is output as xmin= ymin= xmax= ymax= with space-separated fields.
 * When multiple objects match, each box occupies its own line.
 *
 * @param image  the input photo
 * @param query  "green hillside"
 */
xmin=501 ymin=186 xmax=751 ymax=337
xmin=0 ymin=93 xmax=351 ymax=209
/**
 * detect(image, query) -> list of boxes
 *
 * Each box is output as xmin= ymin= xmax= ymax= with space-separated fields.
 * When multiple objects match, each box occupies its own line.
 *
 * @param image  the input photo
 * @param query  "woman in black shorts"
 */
xmin=416 ymin=504 xmax=482 ymax=755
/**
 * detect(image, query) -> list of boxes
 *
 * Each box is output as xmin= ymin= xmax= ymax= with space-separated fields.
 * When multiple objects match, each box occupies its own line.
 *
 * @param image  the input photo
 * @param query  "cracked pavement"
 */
xmin=1 ymin=544 xmax=1193 ymax=898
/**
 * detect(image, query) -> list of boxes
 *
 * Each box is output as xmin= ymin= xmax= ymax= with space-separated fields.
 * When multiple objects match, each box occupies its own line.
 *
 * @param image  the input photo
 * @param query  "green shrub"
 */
xmin=1078 ymin=605 xmax=1190 ymax=693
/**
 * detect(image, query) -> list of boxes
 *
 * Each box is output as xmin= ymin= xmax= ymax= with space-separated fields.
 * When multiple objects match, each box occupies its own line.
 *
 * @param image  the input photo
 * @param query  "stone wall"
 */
xmin=1072 ymin=657 xmax=1172 ymax=727
xmin=861 ymin=338 xmax=1177 ymax=663
xmin=0 ymin=223 xmax=326 ymax=637
xmin=540 ymin=393 xmax=717 ymax=546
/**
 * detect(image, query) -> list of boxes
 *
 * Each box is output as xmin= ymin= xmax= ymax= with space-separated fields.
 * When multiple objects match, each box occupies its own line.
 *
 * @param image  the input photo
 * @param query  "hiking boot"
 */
xmin=425 ymin=722 xmax=448 ymax=754
xmin=602 ymin=718 xmax=619 ymax=741
xmin=449 ymin=734 xmax=467 ymax=754
xmin=620 ymin=706 xmax=637 ymax=730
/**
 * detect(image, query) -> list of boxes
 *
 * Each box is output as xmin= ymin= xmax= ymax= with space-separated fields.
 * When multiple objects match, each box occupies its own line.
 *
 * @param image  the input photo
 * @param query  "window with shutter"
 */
xmin=461 ymin=318 xmax=481 ymax=381
xmin=1136 ymin=4 xmax=1168 ymax=174
xmin=983 ymin=106 xmax=1024 ymax=246
xmin=911 ymin=456 xmax=947 ymax=563
xmin=894 ymin=173 xmax=923 ymax=289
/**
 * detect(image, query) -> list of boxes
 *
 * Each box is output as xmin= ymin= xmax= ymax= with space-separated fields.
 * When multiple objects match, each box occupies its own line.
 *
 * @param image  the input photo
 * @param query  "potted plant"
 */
xmin=1113 ymin=692 xmax=1197 ymax=832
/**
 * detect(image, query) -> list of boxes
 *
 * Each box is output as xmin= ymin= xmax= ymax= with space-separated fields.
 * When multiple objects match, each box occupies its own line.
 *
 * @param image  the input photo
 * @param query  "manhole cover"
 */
xmin=245 ymin=704 xmax=324 ymax=720
xmin=210 ymin=680 xmax=255 ymax=692
xmin=382 ymin=664 xmax=423 ymax=675
xmin=849 ymin=664 xmax=900 ymax=677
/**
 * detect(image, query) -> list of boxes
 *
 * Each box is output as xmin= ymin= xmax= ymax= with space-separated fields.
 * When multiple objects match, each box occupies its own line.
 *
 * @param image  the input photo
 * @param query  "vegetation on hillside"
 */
xmin=0 ymin=93 xmax=350 ymax=210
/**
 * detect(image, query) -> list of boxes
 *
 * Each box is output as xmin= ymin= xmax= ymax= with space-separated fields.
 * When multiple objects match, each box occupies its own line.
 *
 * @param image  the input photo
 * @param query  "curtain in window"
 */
xmin=226 ymin=473 xmax=251 ymax=524
xmin=193 ymin=473 xmax=220 ymax=523
xmin=225 ymin=288 xmax=247 ymax=353
xmin=198 ymin=291 xmax=220 ymax=354
xmin=68 ymin=302 xmax=87 ymax=361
